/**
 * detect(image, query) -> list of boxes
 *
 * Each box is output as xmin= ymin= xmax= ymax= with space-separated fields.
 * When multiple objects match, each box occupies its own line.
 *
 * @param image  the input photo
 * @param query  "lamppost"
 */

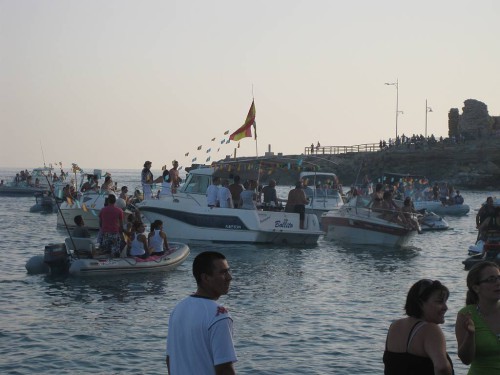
xmin=425 ymin=99 xmax=433 ymax=138
xmin=385 ymin=79 xmax=400 ymax=140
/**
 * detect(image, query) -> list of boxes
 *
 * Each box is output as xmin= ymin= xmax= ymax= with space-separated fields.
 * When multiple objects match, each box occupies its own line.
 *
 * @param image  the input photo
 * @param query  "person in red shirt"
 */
xmin=98 ymin=194 xmax=124 ymax=257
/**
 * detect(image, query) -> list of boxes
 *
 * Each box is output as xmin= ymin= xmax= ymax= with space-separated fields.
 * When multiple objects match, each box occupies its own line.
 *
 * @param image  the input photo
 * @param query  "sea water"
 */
xmin=0 ymin=167 xmax=493 ymax=374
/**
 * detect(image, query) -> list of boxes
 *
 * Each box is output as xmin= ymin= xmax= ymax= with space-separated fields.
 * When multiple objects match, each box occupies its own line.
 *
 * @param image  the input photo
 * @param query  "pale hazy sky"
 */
xmin=1 ymin=0 xmax=499 ymax=171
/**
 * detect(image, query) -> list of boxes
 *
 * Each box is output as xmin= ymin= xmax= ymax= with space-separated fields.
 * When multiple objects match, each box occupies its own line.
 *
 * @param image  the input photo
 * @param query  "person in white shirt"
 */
xmin=166 ymin=251 xmax=237 ymax=375
xmin=217 ymin=179 xmax=233 ymax=208
xmin=206 ymin=177 xmax=220 ymax=207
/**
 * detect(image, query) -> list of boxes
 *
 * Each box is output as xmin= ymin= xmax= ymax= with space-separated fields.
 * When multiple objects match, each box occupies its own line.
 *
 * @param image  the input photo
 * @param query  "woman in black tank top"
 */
xmin=383 ymin=279 xmax=454 ymax=375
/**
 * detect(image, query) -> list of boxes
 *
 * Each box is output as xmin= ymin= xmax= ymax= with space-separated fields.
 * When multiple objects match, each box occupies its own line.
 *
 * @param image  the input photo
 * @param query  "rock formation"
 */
xmin=457 ymin=99 xmax=492 ymax=139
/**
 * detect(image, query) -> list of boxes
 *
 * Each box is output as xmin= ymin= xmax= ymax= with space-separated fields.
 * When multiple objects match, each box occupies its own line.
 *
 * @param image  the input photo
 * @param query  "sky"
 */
xmin=1 ymin=0 xmax=499 ymax=172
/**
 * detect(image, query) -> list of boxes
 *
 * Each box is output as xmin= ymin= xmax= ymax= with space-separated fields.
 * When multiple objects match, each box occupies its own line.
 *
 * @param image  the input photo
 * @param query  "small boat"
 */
xmin=321 ymin=196 xmax=418 ymax=247
xmin=137 ymin=166 xmax=323 ymax=245
xmin=29 ymin=192 xmax=59 ymax=213
xmin=467 ymin=230 xmax=500 ymax=255
xmin=413 ymin=200 xmax=470 ymax=216
xmin=418 ymin=209 xmax=450 ymax=231
xmin=300 ymin=171 xmax=344 ymax=221
xmin=463 ymin=234 xmax=500 ymax=270
xmin=0 ymin=166 xmax=56 ymax=196
xmin=25 ymin=237 xmax=190 ymax=276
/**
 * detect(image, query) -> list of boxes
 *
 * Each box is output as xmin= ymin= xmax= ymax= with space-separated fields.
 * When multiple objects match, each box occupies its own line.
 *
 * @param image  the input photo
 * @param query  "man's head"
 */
xmin=108 ymin=194 xmax=117 ymax=204
xmin=269 ymin=179 xmax=276 ymax=187
xmin=193 ymin=251 xmax=232 ymax=299
xmin=74 ymin=215 xmax=84 ymax=226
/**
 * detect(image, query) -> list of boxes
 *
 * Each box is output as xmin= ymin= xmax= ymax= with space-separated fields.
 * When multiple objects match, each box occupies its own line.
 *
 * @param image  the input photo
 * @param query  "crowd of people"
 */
xmin=162 ymin=253 xmax=500 ymax=375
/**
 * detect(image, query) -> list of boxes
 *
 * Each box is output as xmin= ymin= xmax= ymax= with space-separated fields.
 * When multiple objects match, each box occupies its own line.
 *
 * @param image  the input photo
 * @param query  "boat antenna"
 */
xmin=40 ymin=140 xmax=46 ymax=167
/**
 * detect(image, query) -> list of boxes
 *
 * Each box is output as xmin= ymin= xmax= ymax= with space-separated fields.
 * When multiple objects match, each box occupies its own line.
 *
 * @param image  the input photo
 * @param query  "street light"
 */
xmin=385 ymin=79 xmax=399 ymax=140
xmin=425 ymin=99 xmax=433 ymax=138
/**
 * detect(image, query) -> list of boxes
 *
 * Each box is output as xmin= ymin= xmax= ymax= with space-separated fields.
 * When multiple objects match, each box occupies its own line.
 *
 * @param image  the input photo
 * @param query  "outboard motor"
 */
xmin=44 ymin=243 xmax=70 ymax=274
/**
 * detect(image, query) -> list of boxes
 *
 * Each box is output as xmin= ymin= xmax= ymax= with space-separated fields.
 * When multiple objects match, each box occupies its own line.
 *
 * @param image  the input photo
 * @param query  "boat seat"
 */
xmin=65 ymin=237 xmax=95 ymax=259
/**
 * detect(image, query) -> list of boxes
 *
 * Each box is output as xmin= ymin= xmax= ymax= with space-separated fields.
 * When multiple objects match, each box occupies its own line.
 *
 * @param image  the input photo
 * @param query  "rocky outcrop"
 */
xmin=457 ymin=99 xmax=492 ymax=139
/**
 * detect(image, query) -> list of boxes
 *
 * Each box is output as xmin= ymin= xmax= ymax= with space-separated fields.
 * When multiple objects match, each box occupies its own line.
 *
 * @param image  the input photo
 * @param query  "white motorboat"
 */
xmin=56 ymin=169 xmax=129 ymax=230
xmin=321 ymin=196 xmax=418 ymax=247
xmin=137 ymin=166 xmax=323 ymax=245
xmin=56 ymin=190 xmax=107 ymax=229
xmin=25 ymin=237 xmax=190 ymax=276
xmin=300 ymin=171 xmax=344 ymax=221
xmin=463 ymin=233 xmax=500 ymax=270
xmin=0 ymin=166 xmax=56 ymax=196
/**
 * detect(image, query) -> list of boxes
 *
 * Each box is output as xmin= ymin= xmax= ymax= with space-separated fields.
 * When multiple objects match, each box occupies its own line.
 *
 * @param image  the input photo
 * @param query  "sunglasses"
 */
xmin=478 ymin=275 xmax=500 ymax=284
xmin=418 ymin=279 xmax=435 ymax=297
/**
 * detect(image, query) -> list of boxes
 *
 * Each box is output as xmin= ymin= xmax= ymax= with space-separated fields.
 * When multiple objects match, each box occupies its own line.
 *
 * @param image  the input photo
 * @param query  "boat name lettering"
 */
xmin=225 ymin=224 xmax=242 ymax=230
xmin=274 ymin=219 xmax=294 ymax=228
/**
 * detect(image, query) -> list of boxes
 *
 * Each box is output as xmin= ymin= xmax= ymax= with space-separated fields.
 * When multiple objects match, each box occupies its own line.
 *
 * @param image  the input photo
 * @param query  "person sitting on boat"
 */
xmin=116 ymin=186 xmax=129 ymax=210
xmin=148 ymin=219 xmax=170 ymax=256
xmin=476 ymin=196 xmax=496 ymax=229
xmin=101 ymin=175 xmax=116 ymax=193
xmin=206 ymin=176 xmax=221 ymax=207
xmin=262 ymin=179 xmax=279 ymax=209
xmin=98 ymin=194 xmax=124 ymax=258
xmin=453 ymin=191 xmax=464 ymax=205
xmin=240 ymin=179 xmax=258 ymax=210
xmin=229 ymin=175 xmax=244 ymax=208
xmin=159 ymin=168 xmax=172 ymax=197
xmin=401 ymin=197 xmax=422 ymax=233
xmin=72 ymin=215 xmax=91 ymax=238
xmin=478 ymin=206 xmax=500 ymax=240
xmin=285 ymin=181 xmax=309 ymax=229
xmin=0 ymin=180 xmax=3 ymax=186
xmin=217 ymin=179 xmax=233 ymax=208
xmin=129 ymin=221 xmax=152 ymax=259
xmin=381 ymin=191 xmax=408 ymax=227
xmin=369 ymin=183 xmax=384 ymax=211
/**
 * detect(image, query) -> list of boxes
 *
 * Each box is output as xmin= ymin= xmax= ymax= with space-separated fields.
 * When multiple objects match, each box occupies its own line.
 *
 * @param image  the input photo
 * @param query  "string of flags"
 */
xmin=179 ymin=99 xmax=257 ymax=169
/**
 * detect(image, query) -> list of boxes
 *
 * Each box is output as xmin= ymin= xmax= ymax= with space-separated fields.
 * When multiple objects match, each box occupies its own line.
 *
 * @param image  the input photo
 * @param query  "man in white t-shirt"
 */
xmin=206 ymin=176 xmax=220 ymax=207
xmin=217 ymin=179 xmax=233 ymax=208
xmin=166 ymin=251 xmax=237 ymax=375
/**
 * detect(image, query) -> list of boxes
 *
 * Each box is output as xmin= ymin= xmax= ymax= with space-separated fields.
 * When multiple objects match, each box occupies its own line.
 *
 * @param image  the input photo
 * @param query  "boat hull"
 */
xmin=321 ymin=206 xmax=416 ymax=247
xmin=69 ymin=242 xmax=190 ymax=276
xmin=138 ymin=198 xmax=323 ymax=245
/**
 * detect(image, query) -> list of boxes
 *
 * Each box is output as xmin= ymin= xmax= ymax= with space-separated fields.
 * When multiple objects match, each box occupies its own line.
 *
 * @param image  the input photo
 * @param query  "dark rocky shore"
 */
xmin=223 ymin=137 xmax=500 ymax=190
xmin=331 ymin=137 xmax=500 ymax=189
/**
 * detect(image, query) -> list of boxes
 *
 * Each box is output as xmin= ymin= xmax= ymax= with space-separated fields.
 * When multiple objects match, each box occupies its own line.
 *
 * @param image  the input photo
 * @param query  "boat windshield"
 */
xmin=181 ymin=173 xmax=210 ymax=194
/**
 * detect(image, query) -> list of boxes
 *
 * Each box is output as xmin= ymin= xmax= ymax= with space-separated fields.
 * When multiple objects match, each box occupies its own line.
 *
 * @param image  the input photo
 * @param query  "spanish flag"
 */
xmin=229 ymin=100 xmax=256 ymax=142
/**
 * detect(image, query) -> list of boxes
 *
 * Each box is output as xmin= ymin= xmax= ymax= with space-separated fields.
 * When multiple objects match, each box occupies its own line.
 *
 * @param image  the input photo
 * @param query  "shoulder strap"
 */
xmin=406 ymin=321 xmax=427 ymax=351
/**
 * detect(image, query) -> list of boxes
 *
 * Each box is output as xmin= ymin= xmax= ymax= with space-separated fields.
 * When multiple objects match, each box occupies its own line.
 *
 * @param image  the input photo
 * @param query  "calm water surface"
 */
xmin=0 ymin=168 xmax=495 ymax=374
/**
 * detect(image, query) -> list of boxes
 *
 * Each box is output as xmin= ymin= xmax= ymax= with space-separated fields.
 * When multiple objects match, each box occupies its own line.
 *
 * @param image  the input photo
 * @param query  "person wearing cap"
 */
xmin=141 ymin=161 xmax=162 ymax=199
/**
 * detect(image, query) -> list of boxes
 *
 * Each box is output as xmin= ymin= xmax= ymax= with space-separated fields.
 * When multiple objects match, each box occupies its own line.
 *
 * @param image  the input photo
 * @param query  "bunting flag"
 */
xmin=82 ymin=203 xmax=88 ymax=212
xmin=206 ymin=156 xmax=211 ymax=162
xmin=226 ymin=139 xmax=230 ymax=144
xmin=185 ymin=152 xmax=189 ymax=157
xmin=220 ymin=139 xmax=225 ymax=144
xmin=224 ymin=130 xmax=229 ymax=135
xmin=229 ymin=100 xmax=256 ymax=141
xmin=217 ymin=148 xmax=220 ymax=152
xmin=197 ymin=145 xmax=202 ymax=150
xmin=211 ymin=137 xmax=216 ymax=141
xmin=206 ymin=148 xmax=211 ymax=153
xmin=237 ymin=142 xmax=240 ymax=148
xmin=192 ymin=157 xmax=197 ymax=162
